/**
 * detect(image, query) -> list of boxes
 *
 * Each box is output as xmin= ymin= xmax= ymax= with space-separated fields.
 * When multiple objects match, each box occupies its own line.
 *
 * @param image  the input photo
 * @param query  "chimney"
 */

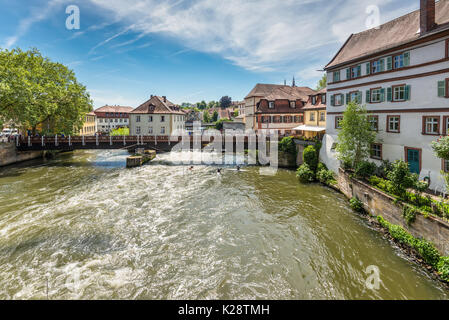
xmin=150 ymin=95 xmax=153 ymax=98
xmin=420 ymin=0 xmax=436 ymax=34
xmin=162 ymin=96 xmax=167 ymax=102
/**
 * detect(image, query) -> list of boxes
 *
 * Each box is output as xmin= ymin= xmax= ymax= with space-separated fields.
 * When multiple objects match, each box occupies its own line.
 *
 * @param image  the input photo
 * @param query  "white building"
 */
xmin=321 ymin=0 xmax=449 ymax=190
xmin=129 ymin=95 xmax=186 ymax=136
xmin=94 ymin=106 xmax=134 ymax=133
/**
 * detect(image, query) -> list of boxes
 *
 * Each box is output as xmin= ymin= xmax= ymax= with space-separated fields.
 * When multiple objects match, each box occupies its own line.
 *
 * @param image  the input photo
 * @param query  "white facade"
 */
xmin=129 ymin=113 xmax=186 ymax=136
xmin=322 ymin=36 xmax=449 ymax=191
xmin=97 ymin=117 xmax=129 ymax=133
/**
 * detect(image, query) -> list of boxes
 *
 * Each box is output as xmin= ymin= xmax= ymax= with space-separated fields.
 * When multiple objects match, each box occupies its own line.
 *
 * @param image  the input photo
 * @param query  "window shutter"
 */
xmin=366 ymin=63 xmax=370 ymax=75
xmin=438 ymin=81 xmax=446 ymax=97
xmin=357 ymin=91 xmax=362 ymax=104
xmin=357 ymin=65 xmax=361 ymax=76
xmin=386 ymin=56 xmax=392 ymax=70
xmin=346 ymin=93 xmax=350 ymax=104
xmin=405 ymin=85 xmax=411 ymax=100
xmin=366 ymin=90 xmax=371 ymax=103
xmin=380 ymin=59 xmax=385 ymax=72
xmin=387 ymin=87 xmax=392 ymax=102
xmin=331 ymin=94 xmax=335 ymax=106
xmin=346 ymin=68 xmax=351 ymax=79
xmin=404 ymin=52 xmax=410 ymax=66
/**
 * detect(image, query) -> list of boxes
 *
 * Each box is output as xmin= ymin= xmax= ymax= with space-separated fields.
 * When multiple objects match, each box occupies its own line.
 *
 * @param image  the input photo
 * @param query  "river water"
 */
xmin=0 ymin=150 xmax=448 ymax=300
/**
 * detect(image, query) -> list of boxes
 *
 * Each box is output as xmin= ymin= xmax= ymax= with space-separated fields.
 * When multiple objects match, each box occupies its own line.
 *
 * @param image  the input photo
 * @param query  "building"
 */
xmin=293 ymin=89 xmax=327 ymax=139
xmin=245 ymin=84 xmax=316 ymax=134
xmin=94 ymin=106 xmax=134 ymax=133
xmin=321 ymin=0 xmax=449 ymax=190
xmin=79 ymin=112 xmax=97 ymax=136
xmin=129 ymin=95 xmax=186 ymax=136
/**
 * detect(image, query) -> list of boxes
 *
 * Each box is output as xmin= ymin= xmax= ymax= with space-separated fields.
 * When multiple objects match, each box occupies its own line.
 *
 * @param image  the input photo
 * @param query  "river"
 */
xmin=0 ymin=150 xmax=447 ymax=299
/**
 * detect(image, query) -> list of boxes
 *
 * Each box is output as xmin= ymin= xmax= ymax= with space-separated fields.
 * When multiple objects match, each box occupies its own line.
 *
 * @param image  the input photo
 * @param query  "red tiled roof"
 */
xmin=94 ymin=106 xmax=134 ymax=113
xmin=130 ymin=96 xmax=184 ymax=115
xmin=325 ymin=0 xmax=449 ymax=69
xmin=245 ymin=84 xmax=315 ymax=100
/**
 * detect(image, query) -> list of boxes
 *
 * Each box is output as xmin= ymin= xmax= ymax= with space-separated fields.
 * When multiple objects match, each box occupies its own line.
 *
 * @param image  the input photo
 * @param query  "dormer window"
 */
xmin=290 ymin=101 xmax=296 ymax=109
xmin=322 ymin=94 xmax=326 ymax=104
xmin=312 ymin=96 xmax=317 ymax=105
xmin=268 ymin=101 xmax=275 ymax=109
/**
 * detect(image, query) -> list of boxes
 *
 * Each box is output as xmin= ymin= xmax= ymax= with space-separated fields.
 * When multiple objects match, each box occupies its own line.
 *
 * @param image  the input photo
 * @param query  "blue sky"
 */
xmin=0 ymin=0 xmax=418 ymax=108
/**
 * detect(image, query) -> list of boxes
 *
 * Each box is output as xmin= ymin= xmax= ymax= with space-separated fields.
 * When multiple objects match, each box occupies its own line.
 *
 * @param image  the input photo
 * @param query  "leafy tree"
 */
xmin=336 ymin=102 xmax=376 ymax=169
xmin=219 ymin=96 xmax=232 ymax=109
xmin=0 ymin=48 xmax=92 ymax=135
xmin=215 ymin=118 xmax=232 ymax=130
xmin=207 ymin=101 xmax=218 ymax=109
xmin=296 ymin=164 xmax=315 ymax=183
xmin=196 ymin=101 xmax=207 ymax=110
xmin=212 ymin=110 xmax=219 ymax=122
xmin=303 ymin=145 xmax=318 ymax=172
xmin=432 ymin=136 xmax=449 ymax=191
xmin=203 ymin=111 xmax=211 ymax=123
xmin=387 ymin=160 xmax=418 ymax=200
xmin=316 ymin=74 xmax=327 ymax=91
xmin=279 ymin=137 xmax=297 ymax=157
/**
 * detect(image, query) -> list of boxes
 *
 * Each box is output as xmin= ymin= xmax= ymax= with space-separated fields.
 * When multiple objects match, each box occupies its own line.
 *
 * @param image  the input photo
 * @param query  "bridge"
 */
xmin=15 ymin=135 xmax=276 ymax=153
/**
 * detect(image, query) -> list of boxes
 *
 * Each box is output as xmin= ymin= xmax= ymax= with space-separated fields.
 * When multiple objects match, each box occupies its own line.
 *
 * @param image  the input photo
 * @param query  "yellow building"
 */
xmin=294 ymin=89 xmax=327 ymax=139
xmin=79 ymin=112 xmax=97 ymax=136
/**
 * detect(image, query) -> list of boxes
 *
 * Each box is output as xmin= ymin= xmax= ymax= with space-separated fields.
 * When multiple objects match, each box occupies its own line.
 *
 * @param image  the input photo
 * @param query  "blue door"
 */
xmin=407 ymin=149 xmax=420 ymax=175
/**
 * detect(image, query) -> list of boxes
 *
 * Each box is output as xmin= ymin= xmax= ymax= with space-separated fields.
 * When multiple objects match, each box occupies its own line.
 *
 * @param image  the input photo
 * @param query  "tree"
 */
xmin=316 ymin=74 xmax=327 ymax=91
xmin=196 ymin=101 xmax=207 ymax=110
xmin=387 ymin=160 xmax=418 ymax=200
xmin=215 ymin=118 xmax=232 ymax=130
xmin=0 ymin=48 xmax=92 ymax=135
xmin=336 ymin=101 xmax=376 ymax=169
xmin=303 ymin=145 xmax=318 ymax=172
xmin=212 ymin=110 xmax=219 ymax=122
xmin=432 ymin=136 xmax=449 ymax=191
xmin=219 ymin=96 xmax=232 ymax=109
xmin=203 ymin=111 xmax=211 ymax=123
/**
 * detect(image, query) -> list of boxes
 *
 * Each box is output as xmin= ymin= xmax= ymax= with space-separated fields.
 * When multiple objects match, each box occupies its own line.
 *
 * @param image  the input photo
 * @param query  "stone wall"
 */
xmin=338 ymin=168 xmax=449 ymax=255
xmin=0 ymin=142 xmax=44 ymax=167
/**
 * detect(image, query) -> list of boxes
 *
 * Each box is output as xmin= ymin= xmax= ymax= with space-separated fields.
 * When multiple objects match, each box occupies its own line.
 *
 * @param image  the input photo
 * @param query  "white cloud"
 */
xmin=83 ymin=0 xmax=416 ymax=73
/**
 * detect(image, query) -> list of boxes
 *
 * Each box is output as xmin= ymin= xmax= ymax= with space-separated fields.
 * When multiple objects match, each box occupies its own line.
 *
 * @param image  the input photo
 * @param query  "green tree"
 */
xmin=215 ymin=118 xmax=232 ymax=130
xmin=303 ymin=145 xmax=318 ymax=172
xmin=316 ymin=74 xmax=327 ymax=91
xmin=336 ymin=102 xmax=376 ymax=169
xmin=212 ymin=110 xmax=219 ymax=122
xmin=387 ymin=160 xmax=418 ymax=200
xmin=203 ymin=111 xmax=211 ymax=123
xmin=219 ymin=96 xmax=232 ymax=109
xmin=0 ymin=48 xmax=92 ymax=135
xmin=432 ymin=136 xmax=449 ymax=191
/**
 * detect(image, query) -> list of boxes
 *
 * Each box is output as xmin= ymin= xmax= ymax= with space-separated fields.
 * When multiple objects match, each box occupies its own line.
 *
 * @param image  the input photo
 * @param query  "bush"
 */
xmin=402 ymin=206 xmax=417 ymax=226
xmin=303 ymin=145 xmax=318 ymax=172
xmin=369 ymin=176 xmax=394 ymax=194
xmin=349 ymin=197 xmax=364 ymax=213
xmin=317 ymin=169 xmax=335 ymax=185
xmin=387 ymin=160 xmax=418 ymax=199
xmin=414 ymin=239 xmax=441 ymax=268
xmin=377 ymin=160 xmax=393 ymax=178
xmin=355 ymin=161 xmax=377 ymax=178
xmin=437 ymin=257 xmax=449 ymax=281
xmin=279 ymin=137 xmax=297 ymax=157
xmin=296 ymin=164 xmax=316 ymax=183
xmin=317 ymin=162 xmax=327 ymax=172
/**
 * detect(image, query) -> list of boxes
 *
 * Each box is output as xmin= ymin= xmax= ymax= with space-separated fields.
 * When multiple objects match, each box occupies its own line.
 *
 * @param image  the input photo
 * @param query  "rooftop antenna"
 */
xmin=292 ymin=76 xmax=296 ymax=87
xmin=284 ymin=79 xmax=286 ymax=86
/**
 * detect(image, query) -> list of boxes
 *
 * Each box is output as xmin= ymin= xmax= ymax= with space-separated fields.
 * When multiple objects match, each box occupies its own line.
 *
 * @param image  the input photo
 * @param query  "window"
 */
xmin=387 ymin=116 xmax=400 ymax=133
xmin=290 ymin=101 xmax=296 ymax=109
xmin=368 ymin=116 xmax=378 ymax=131
xmin=370 ymin=144 xmax=382 ymax=160
xmin=393 ymin=85 xmax=406 ymax=101
xmin=115 ymin=119 xmax=118 ymax=123
xmin=136 ymin=126 xmax=141 ymax=134
xmin=443 ymin=159 xmax=449 ymax=173
xmin=161 ymin=116 xmax=165 ymax=122
xmin=334 ymin=94 xmax=343 ymax=106
xmin=149 ymin=127 xmax=153 ymax=134
xmin=393 ymin=52 xmax=409 ymax=69
xmin=136 ymin=116 xmax=141 ymax=122
xmin=444 ymin=116 xmax=449 ymax=135
xmin=312 ymin=96 xmax=317 ymax=105
xmin=371 ymin=59 xmax=384 ymax=73
xmin=310 ymin=112 xmax=315 ymax=121
xmin=333 ymin=71 xmax=340 ymax=82
xmin=99 ymin=119 xmax=103 ymax=123
xmin=320 ymin=112 xmax=325 ymax=122
xmin=351 ymin=65 xmax=361 ymax=78
xmin=335 ymin=116 xmax=343 ymax=129
xmin=438 ymin=79 xmax=449 ymax=98
xmin=349 ymin=91 xmax=361 ymax=104
xmin=268 ymin=101 xmax=275 ymax=109
xmin=322 ymin=94 xmax=326 ymax=104
xmin=149 ymin=116 xmax=153 ymax=122
xmin=423 ymin=116 xmax=440 ymax=135
xmin=370 ymin=88 xmax=382 ymax=103
xmin=161 ymin=127 xmax=166 ymax=134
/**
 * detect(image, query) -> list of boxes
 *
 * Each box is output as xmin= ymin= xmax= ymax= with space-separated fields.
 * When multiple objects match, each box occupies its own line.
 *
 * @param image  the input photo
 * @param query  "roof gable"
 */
xmin=130 ymin=96 xmax=184 ymax=114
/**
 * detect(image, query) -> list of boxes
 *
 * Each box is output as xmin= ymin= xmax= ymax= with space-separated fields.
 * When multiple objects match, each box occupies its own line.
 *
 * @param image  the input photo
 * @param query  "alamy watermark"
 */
xmin=365 ymin=265 xmax=381 ymax=291
xmin=66 ymin=5 xmax=80 ymax=30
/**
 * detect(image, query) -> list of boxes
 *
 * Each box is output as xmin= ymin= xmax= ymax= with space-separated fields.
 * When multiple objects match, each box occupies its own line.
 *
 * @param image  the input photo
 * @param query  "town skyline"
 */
xmin=1 ymin=0 xmax=418 ymax=108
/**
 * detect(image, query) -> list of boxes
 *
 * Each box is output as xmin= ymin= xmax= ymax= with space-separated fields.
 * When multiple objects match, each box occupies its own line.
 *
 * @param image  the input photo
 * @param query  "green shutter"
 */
xmin=380 ymin=88 xmax=385 ymax=102
xmin=438 ymin=81 xmax=446 ymax=97
xmin=380 ymin=59 xmax=385 ymax=72
xmin=405 ymin=85 xmax=411 ymax=100
xmin=346 ymin=93 xmax=350 ymax=104
xmin=357 ymin=91 xmax=362 ymax=104
xmin=331 ymin=94 xmax=335 ymax=106
xmin=404 ymin=52 xmax=410 ymax=66
xmin=387 ymin=87 xmax=392 ymax=102
xmin=357 ymin=65 xmax=361 ymax=77
xmin=366 ymin=63 xmax=370 ymax=75
xmin=366 ymin=90 xmax=371 ymax=103
xmin=346 ymin=68 xmax=351 ymax=79
xmin=386 ymin=57 xmax=392 ymax=70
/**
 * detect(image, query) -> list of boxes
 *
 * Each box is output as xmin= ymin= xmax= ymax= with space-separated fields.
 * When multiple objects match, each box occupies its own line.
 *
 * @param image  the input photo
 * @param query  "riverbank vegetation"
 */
xmin=110 ymin=127 xmax=129 ymax=136
xmin=296 ymin=143 xmax=335 ymax=186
